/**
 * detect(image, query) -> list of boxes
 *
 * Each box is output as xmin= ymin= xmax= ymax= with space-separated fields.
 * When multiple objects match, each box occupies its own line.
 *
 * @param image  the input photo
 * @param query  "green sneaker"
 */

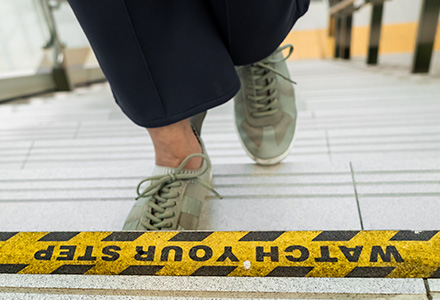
xmin=123 ymin=132 xmax=220 ymax=231
xmin=234 ymin=44 xmax=297 ymax=165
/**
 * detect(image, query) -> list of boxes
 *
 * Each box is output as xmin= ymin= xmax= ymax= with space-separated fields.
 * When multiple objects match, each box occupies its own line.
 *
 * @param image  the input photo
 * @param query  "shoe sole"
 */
xmin=242 ymin=138 xmax=293 ymax=165
xmin=234 ymin=124 xmax=294 ymax=166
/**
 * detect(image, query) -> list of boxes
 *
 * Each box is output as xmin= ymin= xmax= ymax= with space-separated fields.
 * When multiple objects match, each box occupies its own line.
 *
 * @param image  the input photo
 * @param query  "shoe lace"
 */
xmin=247 ymin=44 xmax=296 ymax=118
xmin=135 ymin=153 xmax=222 ymax=230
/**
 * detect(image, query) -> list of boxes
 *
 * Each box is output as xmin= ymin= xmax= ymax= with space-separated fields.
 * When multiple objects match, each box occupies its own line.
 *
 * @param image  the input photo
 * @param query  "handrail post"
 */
xmin=329 ymin=0 xmax=342 ymax=58
xmin=339 ymin=12 xmax=353 ymax=59
xmin=331 ymin=0 xmax=354 ymax=60
xmin=367 ymin=0 xmax=384 ymax=65
xmin=39 ymin=0 xmax=73 ymax=91
xmin=412 ymin=0 xmax=440 ymax=73
xmin=334 ymin=16 xmax=343 ymax=58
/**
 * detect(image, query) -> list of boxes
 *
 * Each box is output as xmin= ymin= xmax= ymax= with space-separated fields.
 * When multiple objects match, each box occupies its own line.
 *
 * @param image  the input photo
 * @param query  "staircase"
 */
xmin=1 ymin=52 xmax=440 ymax=298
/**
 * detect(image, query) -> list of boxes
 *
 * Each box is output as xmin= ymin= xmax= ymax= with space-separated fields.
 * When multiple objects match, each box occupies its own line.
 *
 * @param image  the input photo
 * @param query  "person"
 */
xmin=67 ymin=0 xmax=310 ymax=231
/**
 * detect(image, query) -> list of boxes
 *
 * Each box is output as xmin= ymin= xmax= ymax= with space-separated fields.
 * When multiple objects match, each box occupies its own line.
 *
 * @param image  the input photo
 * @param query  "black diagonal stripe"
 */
xmin=390 ymin=231 xmax=438 ymax=241
xmin=39 ymin=232 xmax=80 ymax=242
xmin=239 ymin=231 xmax=284 ymax=242
xmin=312 ymin=231 xmax=359 ymax=242
xmin=429 ymin=268 xmax=440 ymax=278
xmin=51 ymin=264 xmax=94 ymax=274
xmin=191 ymin=266 xmax=237 ymax=276
xmin=0 ymin=264 xmax=28 ymax=274
xmin=0 ymin=232 xmax=18 ymax=241
xmin=168 ymin=231 xmax=213 ymax=242
xmin=119 ymin=265 xmax=164 ymax=275
xmin=102 ymin=232 xmax=145 ymax=242
xmin=345 ymin=267 xmax=395 ymax=278
xmin=266 ymin=266 xmax=314 ymax=277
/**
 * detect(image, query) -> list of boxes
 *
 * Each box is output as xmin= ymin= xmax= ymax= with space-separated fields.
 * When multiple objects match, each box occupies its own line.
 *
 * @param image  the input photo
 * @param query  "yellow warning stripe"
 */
xmin=1 ymin=231 xmax=439 ymax=277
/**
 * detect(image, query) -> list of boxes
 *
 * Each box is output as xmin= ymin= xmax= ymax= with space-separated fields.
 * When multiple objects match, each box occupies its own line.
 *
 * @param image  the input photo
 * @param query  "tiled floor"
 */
xmin=1 ymin=53 xmax=439 ymax=232
xmin=0 ymin=275 xmax=430 ymax=299
xmin=0 ymin=53 xmax=440 ymax=298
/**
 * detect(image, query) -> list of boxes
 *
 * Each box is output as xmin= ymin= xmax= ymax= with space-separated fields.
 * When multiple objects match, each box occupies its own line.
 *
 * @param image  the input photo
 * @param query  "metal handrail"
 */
xmin=329 ymin=0 xmax=356 ymax=16
xmin=37 ymin=0 xmax=72 ymax=91
xmin=330 ymin=0 xmax=385 ymax=16
xmin=329 ymin=0 xmax=440 ymax=73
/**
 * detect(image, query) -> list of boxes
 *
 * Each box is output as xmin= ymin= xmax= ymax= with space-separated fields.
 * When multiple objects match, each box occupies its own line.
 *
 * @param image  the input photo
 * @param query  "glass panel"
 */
xmin=52 ymin=1 xmax=89 ymax=48
xmin=0 ymin=0 xmax=48 ymax=74
xmin=0 ymin=0 xmax=95 ymax=76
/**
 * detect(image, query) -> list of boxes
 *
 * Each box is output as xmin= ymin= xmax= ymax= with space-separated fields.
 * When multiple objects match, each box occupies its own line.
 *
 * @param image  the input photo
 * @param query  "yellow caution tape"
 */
xmin=1 ymin=230 xmax=439 ymax=277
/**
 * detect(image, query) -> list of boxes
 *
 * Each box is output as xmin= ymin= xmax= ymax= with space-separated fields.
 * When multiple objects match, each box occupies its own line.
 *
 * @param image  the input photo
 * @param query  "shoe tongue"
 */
xmin=152 ymin=165 xmax=177 ymax=176
xmin=152 ymin=164 xmax=204 ymax=176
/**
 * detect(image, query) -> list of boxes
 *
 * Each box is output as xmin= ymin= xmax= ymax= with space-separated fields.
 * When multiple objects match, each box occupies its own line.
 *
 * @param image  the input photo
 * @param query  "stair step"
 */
xmin=0 ymin=276 xmax=428 ymax=299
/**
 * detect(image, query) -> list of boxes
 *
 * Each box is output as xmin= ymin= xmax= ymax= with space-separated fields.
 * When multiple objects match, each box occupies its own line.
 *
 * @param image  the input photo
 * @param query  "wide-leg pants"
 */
xmin=68 ymin=0 xmax=310 ymax=128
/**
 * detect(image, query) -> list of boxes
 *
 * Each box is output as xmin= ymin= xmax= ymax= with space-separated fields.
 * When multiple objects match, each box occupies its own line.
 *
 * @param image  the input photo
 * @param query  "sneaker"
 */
xmin=234 ymin=44 xmax=297 ymax=165
xmin=122 ymin=130 xmax=220 ymax=230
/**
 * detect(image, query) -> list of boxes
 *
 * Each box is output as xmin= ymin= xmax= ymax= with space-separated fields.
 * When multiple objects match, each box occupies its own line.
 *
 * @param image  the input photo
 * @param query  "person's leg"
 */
xmin=67 ymin=0 xmax=240 ymax=170
xmin=208 ymin=0 xmax=311 ymax=164
xmin=67 ymin=0 xmax=310 ymax=230
xmin=208 ymin=0 xmax=310 ymax=65
xmin=67 ymin=0 xmax=240 ymax=129
xmin=147 ymin=119 xmax=202 ymax=170
xmin=67 ymin=0 xmax=234 ymax=230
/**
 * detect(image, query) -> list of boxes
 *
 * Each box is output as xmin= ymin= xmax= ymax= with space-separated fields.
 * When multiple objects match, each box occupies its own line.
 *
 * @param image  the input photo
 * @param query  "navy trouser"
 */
xmin=68 ymin=0 xmax=310 ymax=128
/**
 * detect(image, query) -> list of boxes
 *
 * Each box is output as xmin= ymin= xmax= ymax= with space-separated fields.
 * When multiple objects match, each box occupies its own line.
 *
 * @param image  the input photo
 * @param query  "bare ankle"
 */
xmin=147 ymin=119 xmax=203 ymax=169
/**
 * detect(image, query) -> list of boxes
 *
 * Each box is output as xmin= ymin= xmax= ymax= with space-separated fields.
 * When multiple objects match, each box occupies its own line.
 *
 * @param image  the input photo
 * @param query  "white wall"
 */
xmin=293 ymin=0 xmax=437 ymax=31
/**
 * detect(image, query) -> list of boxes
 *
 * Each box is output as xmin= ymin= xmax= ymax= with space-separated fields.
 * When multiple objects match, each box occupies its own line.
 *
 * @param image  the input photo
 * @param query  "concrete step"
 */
xmin=0 ymin=275 xmax=429 ymax=299
xmin=1 ymin=53 xmax=440 ymax=297
xmin=1 ymin=159 xmax=440 ymax=231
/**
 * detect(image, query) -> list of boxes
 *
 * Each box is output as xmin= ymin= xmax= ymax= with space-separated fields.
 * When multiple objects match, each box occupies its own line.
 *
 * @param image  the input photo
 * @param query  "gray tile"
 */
xmin=33 ymin=137 xmax=150 ymax=147
xmin=0 ymin=141 xmax=32 ymax=150
xmin=428 ymin=279 xmax=440 ymax=297
xmin=0 ymin=163 xmax=22 ymax=170
xmin=0 ymin=294 xmax=318 ymax=300
xmin=77 ymin=127 xmax=146 ymax=138
xmin=207 ymin=145 xmax=329 ymax=156
xmin=356 ymin=183 xmax=440 ymax=195
xmin=331 ymin=152 xmax=440 ymax=161
xmin=282 ymin=153 xmax=333 ymax=162
xmin=0 ymin=131 xmax=76 ymax=142
xmin=80 ymin=119 xmax=136 ymax=128
xmin=316 ymin=114 xmax=440 ymax=128
xmin=23 ymin=159 xmax=154 ymax=170
xmin=0 ymin=275 xmax=427 ymax=296
xmin=0 ymin=178 xmax=138 ymax=190
xmin=198 ymin=196 xmax=360 ymax=231
xmin=0 ymin=155 xmax=26 ymax=164
xmin=328 ymin=134 xmax=440 ymax=145
xmin=0 ymin=111 xmax=111 ymax=124
xmin=0 ymin=125 xmax=78 ymax=134
xmin=23 ymin=156 xmax=327 ymax=168
xmin=213 ymin=161 xmax=351 ymax=175
xmin=26 ymin=152 xmax=151 ymax=161
xmin=355 ymin=172 xmax=440 ymax=183
xmin=211 ymin=154 xmax=332 ymax=165
xmin=215 ymin=184 xmax=354 ymax=198
xmin=330 ymin=142 xmax=440 ymax=153
xmin=29 ymin=144 xmax=153 ymax=155
xmin=351 ymin=160 xmax=440 ymax=172
xmin=213 ymin=174 xmax=352 ymax=185
xmin=0 ymin=200 xmax=132 ymax=231
xmin=313 ymin=103 xmax=440 ymax=116
xmin=0 ymin=121 xmax=79 ymax=131
xmin=359 ymin=196 xmax=440 ymax=230
xmin=305 ymin=96 xmax=440 ymax=112
xmin=0 ymin=188 xmax=133 ymax=201
xmin=0 ymin=166 xmax=150 ymax=181
xmin=327 ymin=126 xmax=440 ymax=138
